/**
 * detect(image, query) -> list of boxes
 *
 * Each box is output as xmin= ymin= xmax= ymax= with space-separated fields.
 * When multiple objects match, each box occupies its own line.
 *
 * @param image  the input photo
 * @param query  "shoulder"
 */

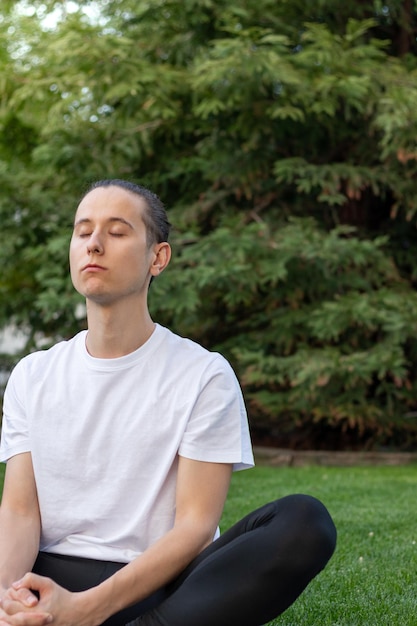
xmin=9 ymin=332 xmax=86 ymax=381
xmin=156 ymin=324 xmax=220 ymax=359
xmin=155 ymin=325 xmax=234 ymax=376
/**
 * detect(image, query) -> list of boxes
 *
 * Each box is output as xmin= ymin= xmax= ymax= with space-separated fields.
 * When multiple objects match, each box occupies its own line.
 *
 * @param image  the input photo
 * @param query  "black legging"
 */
xmin=33 ymin=494 xmax=337 ymax=626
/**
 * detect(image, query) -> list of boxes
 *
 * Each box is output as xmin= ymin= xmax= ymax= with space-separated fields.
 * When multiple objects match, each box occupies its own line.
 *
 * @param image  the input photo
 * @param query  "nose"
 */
xmin=87 ymin=232 xmax=103 ymax=255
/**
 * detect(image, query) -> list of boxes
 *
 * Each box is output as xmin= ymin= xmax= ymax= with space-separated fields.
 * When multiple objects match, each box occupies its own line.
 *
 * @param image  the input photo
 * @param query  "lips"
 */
xmin=82 ymin=264 xmax=107 ymax=272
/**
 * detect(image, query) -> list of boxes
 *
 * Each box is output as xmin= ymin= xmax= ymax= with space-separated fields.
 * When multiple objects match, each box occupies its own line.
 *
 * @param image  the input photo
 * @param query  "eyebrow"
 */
xmin=73 ymin=217 xmax=134 ymax=229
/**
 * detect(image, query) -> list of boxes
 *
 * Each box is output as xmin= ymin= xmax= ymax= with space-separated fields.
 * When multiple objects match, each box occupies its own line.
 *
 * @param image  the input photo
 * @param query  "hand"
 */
xmin=0 ymin=608 xmax=51 ymax=626
xmin=0 ymin=588 xmax=52 ymax=626
xmin=1 ymin=585 xmax=39 ymax=613
xmin=1 ymin=574 xmax=83 ymax=626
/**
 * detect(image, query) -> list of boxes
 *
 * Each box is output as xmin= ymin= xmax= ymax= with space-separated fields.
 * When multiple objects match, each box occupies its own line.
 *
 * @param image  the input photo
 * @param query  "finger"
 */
xmin=0 ymin=611 xmax=52 ymax=626
xmin=1 ymin=598 xmax=35 ymax=617
xmin=12 ymin=575 xmax=46 ymax=592
xmin=12 ymin=575 xmax=52 ymax=598
xmin=4 ymin=590 xmax=38 ymax=609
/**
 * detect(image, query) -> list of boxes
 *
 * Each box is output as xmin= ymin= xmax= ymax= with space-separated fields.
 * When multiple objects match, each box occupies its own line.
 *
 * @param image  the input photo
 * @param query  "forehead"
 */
xmin=74 ymin=186 xmax=146 ymax=223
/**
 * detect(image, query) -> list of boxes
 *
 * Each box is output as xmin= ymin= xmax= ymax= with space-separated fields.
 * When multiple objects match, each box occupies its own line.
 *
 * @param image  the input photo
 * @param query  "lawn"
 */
xmin=220 ymin=464 xmax=417 ymax=626
xmin=1 ymin=462 xmax=417 ymax=625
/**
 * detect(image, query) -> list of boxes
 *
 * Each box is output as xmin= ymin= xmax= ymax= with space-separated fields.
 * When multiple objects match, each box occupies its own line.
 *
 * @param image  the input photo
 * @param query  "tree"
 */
xmin=2 ymin=0 xmax=417 ymax=448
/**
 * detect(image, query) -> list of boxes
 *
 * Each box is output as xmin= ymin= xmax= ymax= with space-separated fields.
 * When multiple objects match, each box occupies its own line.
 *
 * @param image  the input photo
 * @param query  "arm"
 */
xmin=6 ymin=457 xmax=232 ymax=626
xmin=0 ymin=453 xmax=41 ymax=595
xmin=91 ymin=457 xmax=232 ymax=619
xmin=0 ymin=453 xmax=52 ymax=625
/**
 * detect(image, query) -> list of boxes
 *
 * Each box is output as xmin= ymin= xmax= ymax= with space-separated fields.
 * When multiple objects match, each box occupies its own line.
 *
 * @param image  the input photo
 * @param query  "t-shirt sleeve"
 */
xmin=0 ymin=360 xmax=31 ymax=463
xmin=178 ymin=355 xmax=254 ymax=471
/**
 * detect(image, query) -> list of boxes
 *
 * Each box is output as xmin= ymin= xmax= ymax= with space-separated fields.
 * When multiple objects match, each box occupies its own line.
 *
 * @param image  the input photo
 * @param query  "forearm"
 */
xmin=76 ymin=458 xmax=231 ymax=626
xmin=0 ymin=507 xmax=40 ymax=594
xmin=76 ymin=521 xmax=213 ymax=626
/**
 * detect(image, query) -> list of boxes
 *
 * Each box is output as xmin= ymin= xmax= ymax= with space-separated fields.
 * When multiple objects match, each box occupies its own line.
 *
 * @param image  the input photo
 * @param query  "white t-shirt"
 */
xmin=0 ymin=324 xmax=254 ymax=562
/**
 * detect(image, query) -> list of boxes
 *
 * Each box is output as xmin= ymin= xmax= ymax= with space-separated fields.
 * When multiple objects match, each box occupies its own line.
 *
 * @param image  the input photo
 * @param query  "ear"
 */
xmin=150 ymin=242 xmax=171 ymax=278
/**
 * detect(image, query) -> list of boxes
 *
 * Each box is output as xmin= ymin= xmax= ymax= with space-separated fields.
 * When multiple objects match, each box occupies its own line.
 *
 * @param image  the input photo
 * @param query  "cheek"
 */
xmin=123 ymin=246 xmax=148 ymax=269
xmin=69 ymin=241 xmax=76 ymax=266
xmin=69 ymin=240 xmax=81 ymax=277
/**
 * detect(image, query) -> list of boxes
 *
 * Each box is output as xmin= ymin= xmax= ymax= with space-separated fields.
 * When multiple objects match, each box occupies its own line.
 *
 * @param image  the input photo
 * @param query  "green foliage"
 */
xmin=2 ymin=1 xmax=417 ymax=446
xmin=150 ymin=216 xmax=417 ymax=446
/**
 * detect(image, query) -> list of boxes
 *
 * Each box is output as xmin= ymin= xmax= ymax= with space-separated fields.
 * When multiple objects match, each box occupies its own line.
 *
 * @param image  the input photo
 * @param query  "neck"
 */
xmin=85 ymin=299 xmax=155 ymax=358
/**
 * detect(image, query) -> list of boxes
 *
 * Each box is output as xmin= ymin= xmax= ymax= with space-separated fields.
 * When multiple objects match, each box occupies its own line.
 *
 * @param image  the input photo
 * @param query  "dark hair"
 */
xmin=83 ymin=179 xmax=171 ymax=245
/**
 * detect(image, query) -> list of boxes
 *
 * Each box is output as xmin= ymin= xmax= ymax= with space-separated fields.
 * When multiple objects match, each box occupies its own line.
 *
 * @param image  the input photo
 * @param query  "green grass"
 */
xmin=220 ymin=465 xmax=417 ymax=625
xmin=1 ymin=463 xmax=417 ymax=624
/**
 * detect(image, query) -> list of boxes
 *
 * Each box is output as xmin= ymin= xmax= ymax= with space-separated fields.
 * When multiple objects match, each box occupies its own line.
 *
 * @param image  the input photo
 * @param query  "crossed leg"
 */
xmin=128 ymin=494 xmax=337 ymax=626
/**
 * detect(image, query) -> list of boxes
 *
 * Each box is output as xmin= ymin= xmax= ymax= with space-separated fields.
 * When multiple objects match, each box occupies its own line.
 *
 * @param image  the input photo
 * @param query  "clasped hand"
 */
xmin=0 ymin=574 xmax=83 ymax=626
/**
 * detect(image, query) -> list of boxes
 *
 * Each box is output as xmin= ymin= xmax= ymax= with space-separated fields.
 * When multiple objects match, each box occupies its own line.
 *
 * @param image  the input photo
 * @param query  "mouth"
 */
xmin=82 ymin=264 xmax=107 ymax=272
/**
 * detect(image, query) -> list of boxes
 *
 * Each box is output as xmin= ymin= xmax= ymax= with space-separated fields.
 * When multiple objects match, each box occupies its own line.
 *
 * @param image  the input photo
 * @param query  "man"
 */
xmin=0 ymin=180 xmax=336 ymax=626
